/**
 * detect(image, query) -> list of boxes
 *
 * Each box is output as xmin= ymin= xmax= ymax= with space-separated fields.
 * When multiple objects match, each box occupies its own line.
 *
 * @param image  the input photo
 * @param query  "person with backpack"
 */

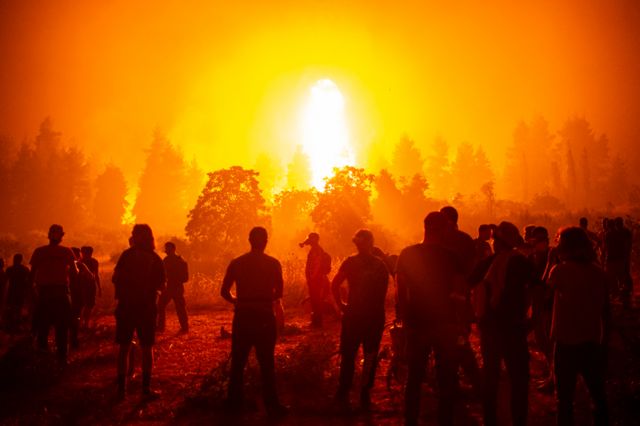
xmin=300 ymin=232 xmax=331 ymax=327
xmin=332 ymin=229 xmax=389 ymax=411
xmin=157 ymin=242 xmax=189 ymax=333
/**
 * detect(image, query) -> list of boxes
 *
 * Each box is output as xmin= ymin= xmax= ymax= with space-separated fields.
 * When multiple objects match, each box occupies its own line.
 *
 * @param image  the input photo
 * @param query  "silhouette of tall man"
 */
xmin=29 ymin=224 xmax=77 ymax=365
xmin=221 ymin=227 xmax=287 ymax=417
xmin=157 ymin=242 xmax=189 ymax=333
xmin=4 ymin=254 xmax=30 ymax=332
xmin=332 ymin=229 xmax=389 ymax=410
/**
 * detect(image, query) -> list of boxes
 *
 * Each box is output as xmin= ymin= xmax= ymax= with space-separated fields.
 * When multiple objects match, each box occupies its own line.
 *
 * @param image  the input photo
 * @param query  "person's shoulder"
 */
xmin=400 ymin=243 xmax=423 ymax=256
xmin=264 ymin=253 xmax=282 ymax=267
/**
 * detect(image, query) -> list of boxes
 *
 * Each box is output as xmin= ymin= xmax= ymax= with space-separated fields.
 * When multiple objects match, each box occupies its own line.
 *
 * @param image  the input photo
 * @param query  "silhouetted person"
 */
xmin=579 ymin=217 xmax=601 ymax=255
xmin=0 ymin=258 xmax=6 ymax=309
xmin=79 ymin=246 xmax=101 ymax=329
xmin=29 ymin=224 xmax=78 ymax=365
xmin=397 ymin=211 xmax=461 ymax=426
xmin=472 ymin=222 xmax=532 ymax=426
xmin=614 ymin=217 xmax=633 ymax=309
xmin=69 ymin=247 xmax=94 ymax=348
xmin=221 ymin=227 xmax=287 ymax=417
xmin=332 ymin=229 xmax=389 ymax=411
xmin=157 ymin=242 xmax=189 ymax=333
xmin=474 ymin=224 xmax=493 ymax=263
xmin=604 ymin=217 xmax=629 ymax=304
xmin=440 ymin=206 xmax=481 ymax=395
xmin=4 ymin=254 xmax=30 ymax=333
xmin=112 ymin=224 xmax=166 ymax=399
xmin=548 ymin=227 xmax=609 ymax=426
xmin=300 ymin=232 xmax=331 ymax=327
xmin=528 ymin=226 xmax=554 ymax=392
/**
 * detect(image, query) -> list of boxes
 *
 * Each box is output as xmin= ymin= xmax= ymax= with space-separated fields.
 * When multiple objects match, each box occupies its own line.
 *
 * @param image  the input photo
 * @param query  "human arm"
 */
xmin=220 ymin=260 xmax=237 ymax=305
xmin=274 ymin=260 xmax=283 ymax=300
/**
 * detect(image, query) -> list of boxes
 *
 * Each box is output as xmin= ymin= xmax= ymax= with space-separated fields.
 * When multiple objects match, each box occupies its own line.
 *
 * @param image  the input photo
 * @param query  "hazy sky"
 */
xmin=1 ymin=0 xmax=639 ymax=182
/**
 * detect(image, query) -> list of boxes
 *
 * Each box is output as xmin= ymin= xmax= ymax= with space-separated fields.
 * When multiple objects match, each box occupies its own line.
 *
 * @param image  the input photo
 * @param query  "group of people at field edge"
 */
xmin=1 ymin=207 xmax=634 ymax=426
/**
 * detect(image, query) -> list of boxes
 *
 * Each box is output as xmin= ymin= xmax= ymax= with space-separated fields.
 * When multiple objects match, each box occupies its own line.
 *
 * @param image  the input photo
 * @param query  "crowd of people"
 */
xmin=0 ymin=208 xmax=635 ymax=425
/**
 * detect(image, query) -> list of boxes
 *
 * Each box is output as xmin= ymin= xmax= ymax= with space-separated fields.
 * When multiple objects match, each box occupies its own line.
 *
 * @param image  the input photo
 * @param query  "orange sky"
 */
xmin=1 ymin=0 xmax=639 ymax=183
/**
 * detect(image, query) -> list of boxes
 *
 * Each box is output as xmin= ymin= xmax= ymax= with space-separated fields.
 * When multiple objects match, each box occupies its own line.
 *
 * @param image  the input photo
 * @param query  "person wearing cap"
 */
xmin=300 ymin=232 xmax=331 ymax=327
xmin=112 ymin=224 xmax=165 ymax=399
xmin=472 ymin=221 xmax=533 ymax=426
xmin=29 ymin=224 xmax=78 ymax=365
xmin=397 ymin=211 xmax=461 ymax=426
xmin=157 ymin=241 xmax=189 ymax=333
xmin=331 ymin=229 xmax=389 ymax=411
xmin=221 ymin=227 xmax=288 ymax=417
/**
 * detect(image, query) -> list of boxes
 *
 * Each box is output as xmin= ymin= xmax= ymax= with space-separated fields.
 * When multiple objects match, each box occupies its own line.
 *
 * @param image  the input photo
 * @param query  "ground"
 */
xmin=0 ymin=303 xmax=639 ymax=425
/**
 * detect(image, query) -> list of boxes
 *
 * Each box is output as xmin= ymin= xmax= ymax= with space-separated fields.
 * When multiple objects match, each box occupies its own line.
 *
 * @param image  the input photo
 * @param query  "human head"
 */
xmin=299 ymin=232 xmax=320 ymax=248
xmin=249 ymin=226 xmax=268 ymax=252
xmin=71 ymin=247 xmax=81 ymax=260
xmin=80 ymin=246 xmax=93 ymax=260
xmin=532 ymin=226 xmax=549 ymax=252
xmin=493 ymin=221 xmax=523 ymax=252
xmin=13 ymin=253 xmax=23 ymax=265
xmin=48 ymin=224 xmax=64 ymax=245
xmin=164 ymin=241 xmax=176 ymax=255
xmin=131 ymin=224 xmax=155 ymax=251
xmin=579 ymin=217 xmax=588 ymax=229
xmin=557 ymin=226 xmax=595 ymax=263
xmin=478 ymin=224 xmax=491 ymax=241
xmin=352 ymin=229 xmax=374 ymax=254
xmin=523 ymin=225 xmax=536 ymax=244
xmin=439 ymin=206 xmax=459 ymax=227
xmin=423 ymin=211 xmax=450 ymax=244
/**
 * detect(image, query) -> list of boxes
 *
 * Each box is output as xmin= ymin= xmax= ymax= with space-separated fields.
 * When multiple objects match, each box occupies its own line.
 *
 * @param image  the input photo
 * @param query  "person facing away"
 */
xmin=4 ymin=254 xmax=31 ymax=333
xmin=474 ymin=224 xmax=494 ymax=263
xmin=396 ymin=211 xmax=461 ymax=426
xmin=221 ymin=227 xmax=288 ymax=417
xmin=157 ymin=242 xmax=189 ymax=333
xmin=332 ymin=229 xmax=389 ymax=411
xmin=69 ymin=247 xmax=94 ymax=349
xmin=603 ymin=217 xmax=629 ymax=304
xmin=112 ymin=224 xmax=166 ymax=399
xmin=300 ymin=232 xmax=331 ymax=327
xmin=580 ymin=217 xmax=601 ymax=255
xmin=614 ymin=217 xmax=633 ymax=309
xmin=548 ymin=226 xmax=610 ymax=426
xmin=0 ymin=258 xmax=6 ymax=308
xmin=79 ymin=246 xmax=101 ymax=329
xmin=29 ymin=224 xmax=78 ymax=365
xmin=471 ymin=221 xmax=533 ymax=426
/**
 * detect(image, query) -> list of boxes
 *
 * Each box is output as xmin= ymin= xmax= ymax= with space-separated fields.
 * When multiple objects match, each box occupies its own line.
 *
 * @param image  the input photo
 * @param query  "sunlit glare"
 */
xmin=301 ymin=79 xmax=354 ymax=190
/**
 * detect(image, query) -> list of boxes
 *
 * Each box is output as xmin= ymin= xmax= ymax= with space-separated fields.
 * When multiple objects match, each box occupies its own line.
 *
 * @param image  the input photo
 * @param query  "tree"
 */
xmin=133 ymin=130 xmax=189 ymax=235
xmin=286 ymin=145 xmax=312 ymax=189
xmin=254 ymin=153 xmax=282 ymax=198
xmin=390 ymin=135 xmax=424 ymax=183
xmin=425 ymin=136 xmax=450 ymax=199
xmin=185 ymin=167 xmax=268 ymax=267
xmin=271 ymin=188 xmax=317 ymax=252
xmin=311 ymin=166 xmax=374 ymax=256
xmin=94 ymin=164 xmax=128 ymax=229
xmin=450 ymin=142 xmax=475 ymax=196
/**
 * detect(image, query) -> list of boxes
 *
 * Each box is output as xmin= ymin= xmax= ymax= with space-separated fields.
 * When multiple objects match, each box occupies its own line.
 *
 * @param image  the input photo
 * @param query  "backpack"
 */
xmin=320 ymin=251 xmax=332 ymax=275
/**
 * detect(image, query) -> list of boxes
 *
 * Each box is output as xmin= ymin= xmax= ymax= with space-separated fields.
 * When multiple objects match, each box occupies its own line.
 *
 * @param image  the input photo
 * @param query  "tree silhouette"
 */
xmin=94 ymin=164 xmax=128 ymax=229
xmin=272 ymin=188 xmax=317 ymax=251
xmin=286 ymin=145 xmax=312 ymax=189
xmin=311 ymin=166 xmax=374 ymax=255
xmin=390 ymin=135 xmax=424 ymax=183
xmin=425 ymin=136 xmax=451 ymax=199
xmin=186 ymin=166 xmax=268 ymax=267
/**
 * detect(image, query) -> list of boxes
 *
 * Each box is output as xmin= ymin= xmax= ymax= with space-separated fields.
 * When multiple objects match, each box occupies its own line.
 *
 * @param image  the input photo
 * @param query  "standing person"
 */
xmin=615 ymin=217 xmax=634 ymax=310
xmin=157 ymin=242 xmax=189 ymax=333
xmin=79 ymin=246 xmax=101 ymax=329
xmin=604 ymin=218 xmax=627 ymax=303
xmin=397 ymin=212 xmax=461 ymax=426
xmin=0 ymin=258 xmax=6 ymax=310
xmin=69 ymin=247 xmax=93 ymax=348
xmin=440 ymin=206 xmax=481 ymax=395
xmin=29 ymin=224 xmax=77 ymax=365
xmin=300 ymin=232 xmax=331 ymax=327
xmin=548 ymin=227 xmax=609 ymax=426
xmin=474 ymin=224 xmax=493 ymax=263
xmin=473 ymin=222 xmax=532 ymax=426
xmin=4 ymin=254 xmax=31 ymax=333
xmin=579 ymin=217 xmax=601 ymax=255
xmin=332 ymin=229 xmax=389 ymax=411
xmin=112 ymin=224 xmax=166 ymax=399
xmin=221 ymin=227 xmax=287 ymax=417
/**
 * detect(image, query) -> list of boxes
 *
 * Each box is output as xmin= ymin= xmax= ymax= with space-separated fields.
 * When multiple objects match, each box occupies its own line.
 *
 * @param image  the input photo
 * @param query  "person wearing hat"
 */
xmin=29 ymin=224 xmax=78 ymax=365
xmin=472 ymin=221 xmax=533 ymax=426
xmin=300 ymin=232 xmax=331 ymax=327
xmin=331 ymin=229 xmax=389 ymax=411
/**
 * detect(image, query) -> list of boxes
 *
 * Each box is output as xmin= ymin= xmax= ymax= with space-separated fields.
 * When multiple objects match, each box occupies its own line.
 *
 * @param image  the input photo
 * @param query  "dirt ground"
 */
xmin=0 ymin=301 xmax=639 ymax=425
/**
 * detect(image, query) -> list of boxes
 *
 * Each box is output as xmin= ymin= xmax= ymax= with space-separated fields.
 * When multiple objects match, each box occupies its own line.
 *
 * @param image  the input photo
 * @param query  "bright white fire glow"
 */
xmin=301 ymin=79 xmax=354 ymax=190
